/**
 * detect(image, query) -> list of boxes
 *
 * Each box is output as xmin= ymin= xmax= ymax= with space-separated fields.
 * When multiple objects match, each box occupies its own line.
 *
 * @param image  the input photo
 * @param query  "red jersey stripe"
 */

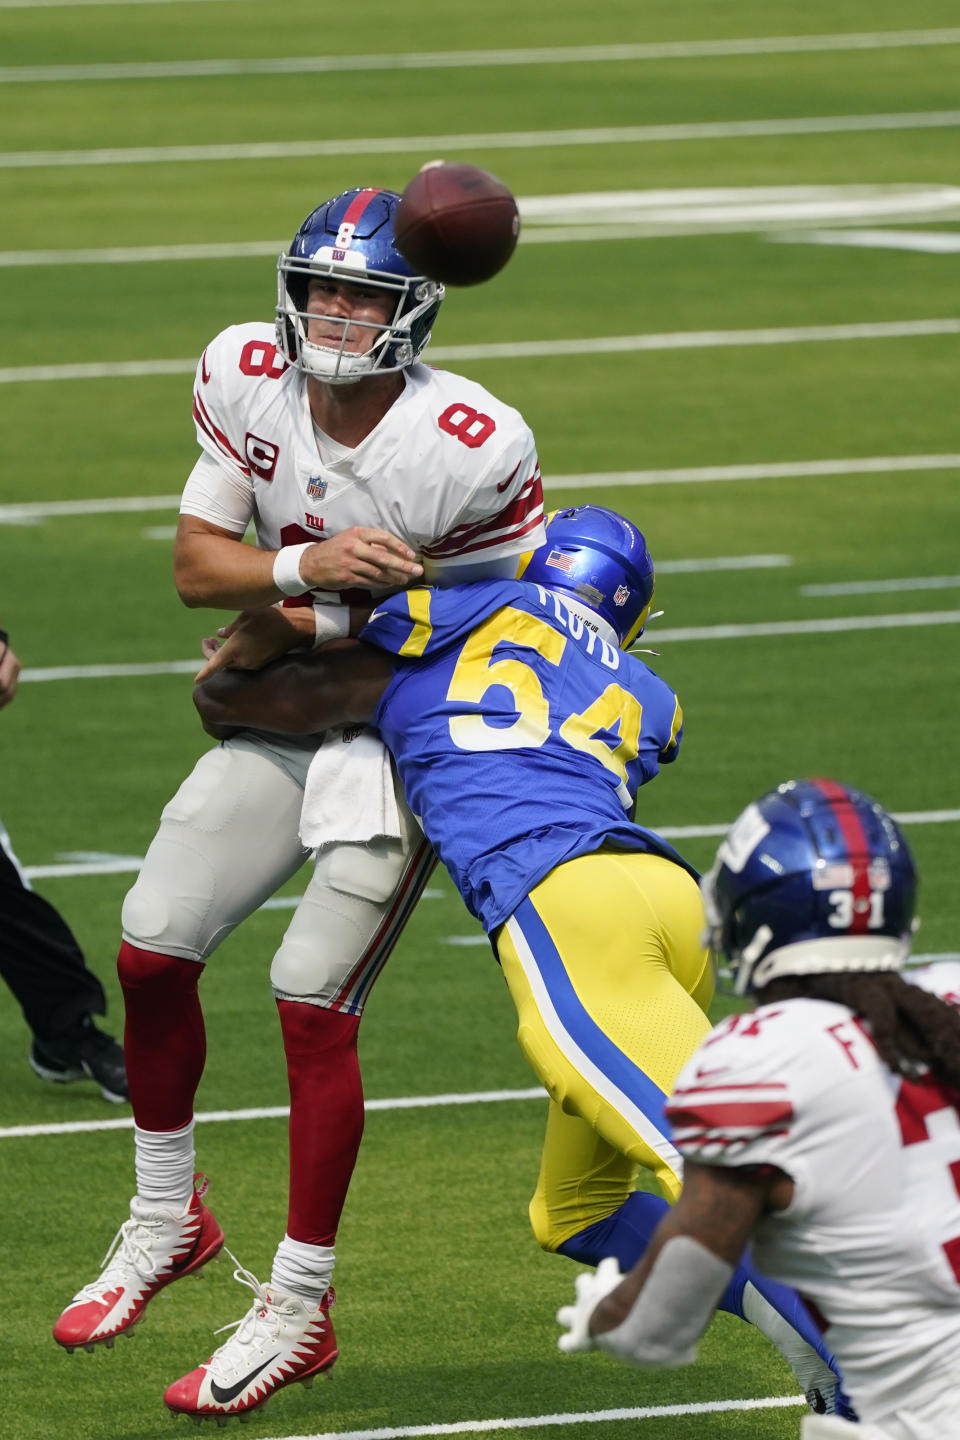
xmin=673 ymin=1129 xmax=792 ymax=1148
xmin=193 ymin=394 xmax=249 ymax=474
xmin=667 ymin=1098 xmax=794 ymax=1130
xmin=422 ymin=469 xmax=543 ymax=559
xmin=431 ymin=508 xmax=545 ymax=559
xmin=673 ymin=1081 xmax=788 ymax=1096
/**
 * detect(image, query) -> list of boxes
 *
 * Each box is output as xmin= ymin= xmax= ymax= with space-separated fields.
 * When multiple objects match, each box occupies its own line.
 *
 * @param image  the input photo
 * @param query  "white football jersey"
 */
xmin=182 ymin=323 xmax=545 ymax=600
xmin=667 ymin=966 xmax=960 ymax=1426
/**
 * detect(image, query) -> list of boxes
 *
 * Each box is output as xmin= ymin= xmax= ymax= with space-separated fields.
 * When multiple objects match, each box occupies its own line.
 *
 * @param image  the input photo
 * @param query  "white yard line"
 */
xmin=0 ymin=1087 xmax=549 ymax=1139
xmin=22 ymin=659 xmax=200 ymax=681
xmin=1 ymin=456 xmax=955 ymax=529
xmin=403 ymin=319 xmax=960 ymax=362
xmin=802 ymin=576 xmax=960 ymax=597
xmin=3 ymin=320 xmax=960 ymax=388
xmin=650 ymin=611 xmax=960 ymax=642
xmin=0 ymin=0 xmax=246 ymax=7
xmin=21 ymin=812 xmax=960 ymax=883
xmin=660 ymin=555 xmax=793 ymax=573
xmin=17 ymin=609 xmax=960 ymax=685
xmin=655 ymin=811 xmax=960 ymax=841
xmin=3 ymin=29 xmax=960 ymax=81
xmin=4 ymin=112 xmax=960 ymax=170
xmin=772 ymin=228 xmax=960 ymax=254
xmin=6 ymin=185 xmax=960 ymax=267
xmin=552 ymin=453 xmax=960 ymax=489
xmin=0 ymin=495 xmax=182 ymax=520
xmin=252 ymin=1395 xmax=806 ymax=1440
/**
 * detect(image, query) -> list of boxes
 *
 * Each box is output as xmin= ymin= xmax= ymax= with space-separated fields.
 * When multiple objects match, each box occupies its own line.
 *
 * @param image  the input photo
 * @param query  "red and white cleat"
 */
xmin=163 ymin=1262 xmax=338 ymax=1422
xmin=53 ymin=1189 xmax=224 ymax=1353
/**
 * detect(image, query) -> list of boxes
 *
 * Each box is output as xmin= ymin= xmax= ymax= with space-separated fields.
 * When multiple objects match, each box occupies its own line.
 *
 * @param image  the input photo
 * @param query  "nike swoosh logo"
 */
xmin=167 ymin=1211 xmax=215 ymax=1276
xmin=209 ymin=1353 xmax=282 ymax=1404
xmin=200 ymin=350 xmax=211 ymax=384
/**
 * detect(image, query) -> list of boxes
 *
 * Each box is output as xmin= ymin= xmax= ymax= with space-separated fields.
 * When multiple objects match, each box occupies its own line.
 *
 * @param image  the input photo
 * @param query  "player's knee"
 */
xmin=121 ymin=858 xmax=215 ymax=961
xmin=528 ymin=1193 xmax=565 ymax=1253
xmin=317 ymin=837 xmax=409 ymax=905
xmin=270 ymin=936 xmax=340 ymax=1000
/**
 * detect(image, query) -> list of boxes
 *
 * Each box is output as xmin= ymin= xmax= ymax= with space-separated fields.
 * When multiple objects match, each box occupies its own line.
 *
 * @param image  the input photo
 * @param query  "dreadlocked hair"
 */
xmin=759 ymin=971 xmax=960 ymax=1094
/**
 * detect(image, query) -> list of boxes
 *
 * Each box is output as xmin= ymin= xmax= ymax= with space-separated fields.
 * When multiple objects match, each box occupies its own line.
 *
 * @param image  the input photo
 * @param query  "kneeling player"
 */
xmin=558 ymin=778 xmax=960 ymax=1437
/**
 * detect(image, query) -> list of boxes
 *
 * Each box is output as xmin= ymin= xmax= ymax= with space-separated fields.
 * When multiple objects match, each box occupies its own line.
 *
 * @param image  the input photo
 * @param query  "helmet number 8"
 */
xmin=336 ymin=222 xmax=357 ymax=247
xmin=827 ymin=889 xmax=886 ymax=929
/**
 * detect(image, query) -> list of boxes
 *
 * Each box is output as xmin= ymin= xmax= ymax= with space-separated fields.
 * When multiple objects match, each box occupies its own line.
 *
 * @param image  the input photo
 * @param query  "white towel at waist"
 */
xmin=299 ymin=726 xmax=402 ymax=849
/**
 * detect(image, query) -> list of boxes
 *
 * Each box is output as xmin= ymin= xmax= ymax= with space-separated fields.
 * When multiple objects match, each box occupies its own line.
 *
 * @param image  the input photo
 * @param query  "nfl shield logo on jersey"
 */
xmin=613 ymin=584 xmax=630 ymax=607
xmin=307 ymin=477 xmax=328 ymax=500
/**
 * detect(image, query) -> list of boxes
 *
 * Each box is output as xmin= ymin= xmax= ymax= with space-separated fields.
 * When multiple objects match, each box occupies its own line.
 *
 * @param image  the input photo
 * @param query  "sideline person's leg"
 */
xmin=0 ymin=820 xmax=126 ymax=1102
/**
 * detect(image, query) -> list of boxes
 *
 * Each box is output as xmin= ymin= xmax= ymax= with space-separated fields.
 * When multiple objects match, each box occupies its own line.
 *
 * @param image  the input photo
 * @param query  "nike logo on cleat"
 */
xmin=169 ymin=1218 xmax=207 ymax=1274
xmin=209 ymin=1354 xmax=282 ymax=1404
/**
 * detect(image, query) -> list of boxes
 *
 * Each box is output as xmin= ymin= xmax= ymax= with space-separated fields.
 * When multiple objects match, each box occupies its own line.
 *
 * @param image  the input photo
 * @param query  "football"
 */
xmin=394 ymin=161 xmax=520 ymax=286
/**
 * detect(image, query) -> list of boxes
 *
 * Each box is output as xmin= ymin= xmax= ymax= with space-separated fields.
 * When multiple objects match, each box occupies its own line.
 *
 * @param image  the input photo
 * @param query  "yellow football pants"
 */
xmin=493 ymin=849 xmax=713 ymax=1253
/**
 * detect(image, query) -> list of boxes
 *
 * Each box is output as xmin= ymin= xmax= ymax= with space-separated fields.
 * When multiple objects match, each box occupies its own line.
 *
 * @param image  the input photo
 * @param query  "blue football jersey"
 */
xmin=363 ymin=580 xmax=695 ymax=931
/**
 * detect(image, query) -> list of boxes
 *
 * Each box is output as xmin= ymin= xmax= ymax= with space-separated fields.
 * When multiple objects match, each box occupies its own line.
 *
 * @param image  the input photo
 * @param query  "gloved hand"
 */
xmin=556 ymin=1256 xmax=624 ymax=1353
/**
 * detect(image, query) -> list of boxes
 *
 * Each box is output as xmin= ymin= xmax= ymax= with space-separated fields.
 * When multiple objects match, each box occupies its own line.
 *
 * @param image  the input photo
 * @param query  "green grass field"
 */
xmin=1 ymin=3 xmax=958 ymax=1438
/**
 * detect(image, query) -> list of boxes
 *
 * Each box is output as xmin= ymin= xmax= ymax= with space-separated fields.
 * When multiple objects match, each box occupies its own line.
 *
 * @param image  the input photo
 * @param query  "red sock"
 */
xmin=118 ymin=941 xmax=206 ymax=1132
xmin=278 ymin=1000 xmax=363 ymax=1246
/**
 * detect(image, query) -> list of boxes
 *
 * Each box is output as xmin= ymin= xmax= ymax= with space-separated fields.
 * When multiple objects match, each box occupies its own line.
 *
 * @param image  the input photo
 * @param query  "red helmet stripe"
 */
xmin=809 ymin=777 xmax=873 ymax=934
xmin=340 ymin=188 xmax=384 ymax=229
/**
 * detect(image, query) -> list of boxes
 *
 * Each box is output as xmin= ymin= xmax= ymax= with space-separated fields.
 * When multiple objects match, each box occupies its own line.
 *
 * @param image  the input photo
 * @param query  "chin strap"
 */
xmin=628 ymin=610 xmax=665 ymax=657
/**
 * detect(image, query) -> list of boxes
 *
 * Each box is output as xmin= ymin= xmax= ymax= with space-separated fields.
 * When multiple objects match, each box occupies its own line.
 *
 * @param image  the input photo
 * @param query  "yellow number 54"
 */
xmin=445 ymin=608 xmax=642 ymax=799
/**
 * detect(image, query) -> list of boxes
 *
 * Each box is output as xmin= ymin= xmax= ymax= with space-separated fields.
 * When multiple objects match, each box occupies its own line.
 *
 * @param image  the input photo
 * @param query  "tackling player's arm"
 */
xmin=194 ymin=601 xmax=376 ymax=682
xmin=193 ymin=645 xmax=393 ymax=739
xmin=558 ymin=1161 xmax=792 ymax=1367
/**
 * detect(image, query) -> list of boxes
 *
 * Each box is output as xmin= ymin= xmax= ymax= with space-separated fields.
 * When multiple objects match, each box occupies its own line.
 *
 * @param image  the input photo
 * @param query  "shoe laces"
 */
xmin=72 ymin=1211 xmax=169 ymax=1301
xmin=212 ymin=1251 xmax=298 ymax=1350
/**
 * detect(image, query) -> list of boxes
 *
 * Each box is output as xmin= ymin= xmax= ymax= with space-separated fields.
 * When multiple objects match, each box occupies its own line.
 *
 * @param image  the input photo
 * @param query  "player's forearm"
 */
xmin=591 ymin=1162 xmax=768 ymax=1336
xmin=193 ymin=650 xmax=390 ymax=734
xmin=194 ymin=660 xmax=336 ymax=733
xmin=174 ymin=531 xmax=287 ymax=609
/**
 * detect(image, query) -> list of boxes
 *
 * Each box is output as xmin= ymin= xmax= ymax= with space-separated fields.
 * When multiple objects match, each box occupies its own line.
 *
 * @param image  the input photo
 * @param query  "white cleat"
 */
xmin=163 ymin=1259 xmax=338 ymax=1422
xmin=53 ymin=1189 xmax=224 ymax=1352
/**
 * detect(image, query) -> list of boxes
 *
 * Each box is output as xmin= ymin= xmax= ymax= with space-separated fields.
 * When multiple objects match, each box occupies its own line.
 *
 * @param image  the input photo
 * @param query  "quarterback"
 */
xmin=52 ymin=188 xmax=544 ymax=1409
xmin=193 ymin=506 xmax=848 ymax=1421
xmin=558 ymin=779 xmax=960 ymax=1439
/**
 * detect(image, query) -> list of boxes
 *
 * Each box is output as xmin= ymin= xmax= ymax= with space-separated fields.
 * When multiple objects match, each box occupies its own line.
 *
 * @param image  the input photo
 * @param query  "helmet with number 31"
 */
xmin=276 ymin=187 xmax=444 ymax=385
xmin=703 ymin=778 xmax=918 ymax=995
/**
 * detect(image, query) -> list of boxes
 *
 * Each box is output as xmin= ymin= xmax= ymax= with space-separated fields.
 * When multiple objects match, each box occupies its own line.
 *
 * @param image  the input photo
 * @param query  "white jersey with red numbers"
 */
xmin=182 ymin=322 xmax=545 ymax=593
xmin=666 ymin=964 xmax=960 ymax=1430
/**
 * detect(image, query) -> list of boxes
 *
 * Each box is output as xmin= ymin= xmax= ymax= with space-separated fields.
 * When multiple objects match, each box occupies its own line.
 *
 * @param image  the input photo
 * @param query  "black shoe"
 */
xmin=30 ymin=1017 xmax=128 ymax=1104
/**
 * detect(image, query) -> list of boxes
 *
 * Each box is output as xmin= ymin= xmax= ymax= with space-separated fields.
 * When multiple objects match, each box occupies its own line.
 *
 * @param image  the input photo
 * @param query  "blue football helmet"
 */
xmin=703 ymin=778 xmax=918 ymax=995
xmin=519 ymin=505 xmax=656 ymax=648
xmin=276 ymin=188 xmax=444 ymax=384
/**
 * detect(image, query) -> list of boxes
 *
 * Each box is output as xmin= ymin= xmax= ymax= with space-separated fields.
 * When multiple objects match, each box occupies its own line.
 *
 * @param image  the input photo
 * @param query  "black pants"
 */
xmin=0 ymin=823 xmax=106 ymax=1046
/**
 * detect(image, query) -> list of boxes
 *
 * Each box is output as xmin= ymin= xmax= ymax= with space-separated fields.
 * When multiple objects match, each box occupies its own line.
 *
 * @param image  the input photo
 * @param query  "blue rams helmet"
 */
xmin=703 ymin=778 xmax=918 ymax=995
xmin=276 ymin=188 xmax=444 ymax=384
xmin=520 ymin=505 xmax=656 ymax=648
